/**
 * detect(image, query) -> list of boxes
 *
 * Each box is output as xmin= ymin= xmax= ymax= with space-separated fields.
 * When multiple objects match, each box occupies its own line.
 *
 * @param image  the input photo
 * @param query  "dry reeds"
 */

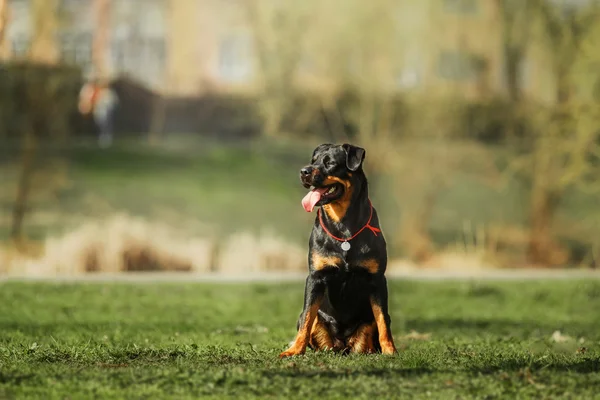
xmin=3 ymin=214 xmax=306 ymax=276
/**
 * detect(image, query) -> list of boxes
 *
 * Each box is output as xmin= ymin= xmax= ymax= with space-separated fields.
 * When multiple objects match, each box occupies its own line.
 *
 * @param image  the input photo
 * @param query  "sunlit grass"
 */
xmin=0 ymin=279 xmax=599 ymax=398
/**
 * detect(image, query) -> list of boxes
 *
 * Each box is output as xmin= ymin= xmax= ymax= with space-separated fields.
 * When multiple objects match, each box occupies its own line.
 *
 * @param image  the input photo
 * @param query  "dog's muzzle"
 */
xmin=300 ymin=166 xmax=323 ymax=188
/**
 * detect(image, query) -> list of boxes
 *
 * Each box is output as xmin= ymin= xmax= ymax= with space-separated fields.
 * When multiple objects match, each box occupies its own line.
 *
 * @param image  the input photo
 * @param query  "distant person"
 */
xmin=78 ymin=78 xmax=119 ymax=148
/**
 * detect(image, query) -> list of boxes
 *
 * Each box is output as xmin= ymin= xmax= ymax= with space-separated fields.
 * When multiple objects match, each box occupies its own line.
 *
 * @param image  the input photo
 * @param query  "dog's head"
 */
xmin=300 ymin=143 xmax=366 ymax=213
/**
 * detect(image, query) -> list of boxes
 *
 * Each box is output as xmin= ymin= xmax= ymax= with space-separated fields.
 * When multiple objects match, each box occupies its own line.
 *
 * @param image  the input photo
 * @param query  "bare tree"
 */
xmin=92 ymin=0 xmax=110 ymax=79
xmin=0 ymin=0 xmax=10 ymax=60
xmin=250 ymin=0 xmax=600 ymax=267
xmin=148 ymin=0 xmax=170 ymax=145
xmin=248 ymin=0 xmax=502 ymax=262
xmin=503 ymin=0 xmax=600 ymax=265
xmin=9 ymin=0 xmax=80 ymax=246
xmin=497 ymin=0 xmax=537 ymax=103
xmin=243 ymin=0 xmax=314 ymax=137
xmin=11 ymin=0 xmax=62 ymax=243
xmin=28 ymin=0 xmax=59 ymax=64
xmin=316 ymin=1 xmax=501 ymax=262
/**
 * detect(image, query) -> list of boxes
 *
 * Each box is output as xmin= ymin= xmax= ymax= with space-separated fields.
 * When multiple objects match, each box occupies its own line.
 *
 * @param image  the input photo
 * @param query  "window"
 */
xmin=397 ymin=49 xmax=423 ymax=89
xmin=59 ymin=32 xmax=92 ymax=69
xmin=437 ymin=51 xmax=484 ymax=81
xmin=217 ymin=33 xmax=253 ymax=83
xmin=110 ymin=37 xmax=166 ymax=87
xmin=109 ymin=0 xmax=167 ymax=88
xmin=58 ymin=0 xmax=94 ymax=31
xmin=7 ymin=0 xmax=31 ymax=42
xmin=137 ymin=0 xmax=167 ymax=38
xmin=11 ymin=35 xmax=29 ymax=57
xmin=8 ymin=0 xmax=29 ymax=9
xmin=58 ymin=0 xmax=78 ymax=13
xmin=500 ymin=54 xmax=531 ymax=91
xmin=443 ymin=0 xmax=478 ymax=14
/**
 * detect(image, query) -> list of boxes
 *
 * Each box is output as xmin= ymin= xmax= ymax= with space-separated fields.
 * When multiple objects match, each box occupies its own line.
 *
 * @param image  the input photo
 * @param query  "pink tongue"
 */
xmin=301 ymin=188 xmax=328 ymax=212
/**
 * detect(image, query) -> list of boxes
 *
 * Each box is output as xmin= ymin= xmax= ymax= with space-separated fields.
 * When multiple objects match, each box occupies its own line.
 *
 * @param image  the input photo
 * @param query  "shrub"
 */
xmin=0 ymin=62 xmax=83 ymax=139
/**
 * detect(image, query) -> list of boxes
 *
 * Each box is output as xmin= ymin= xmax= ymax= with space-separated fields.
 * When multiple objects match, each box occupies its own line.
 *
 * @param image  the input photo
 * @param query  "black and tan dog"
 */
xmin=279 ymin=143 xmax=397 ymax=358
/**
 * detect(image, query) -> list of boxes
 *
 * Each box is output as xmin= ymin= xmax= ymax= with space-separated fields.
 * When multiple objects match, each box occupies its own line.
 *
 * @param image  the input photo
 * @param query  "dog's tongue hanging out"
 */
xmin=301 ymin=188 xmax=329 ymax=212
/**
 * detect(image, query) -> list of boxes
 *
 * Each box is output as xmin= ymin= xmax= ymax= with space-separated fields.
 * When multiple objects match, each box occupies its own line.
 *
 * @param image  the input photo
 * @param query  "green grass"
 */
xmin=0 ymin=137 xmax=318 ymax=245
xmin=1 ymin=279 xmax=599 ymax=399
xmin=2 ymin=136 xmax=599 ymax=258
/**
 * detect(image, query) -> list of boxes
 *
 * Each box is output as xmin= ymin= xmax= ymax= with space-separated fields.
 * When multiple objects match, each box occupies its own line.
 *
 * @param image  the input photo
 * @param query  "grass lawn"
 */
xmin=1 ymin=279 xmax=599 ymax=399
xmin=2 ymin=137 xmax=599 ymax=260
xmin=0 ymin=137 xmax=317 ymax=245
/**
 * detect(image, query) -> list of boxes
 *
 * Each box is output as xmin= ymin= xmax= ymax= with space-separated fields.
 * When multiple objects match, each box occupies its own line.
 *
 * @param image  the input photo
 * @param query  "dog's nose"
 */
xmin=300 ymin=167 xmax=312 ymax=176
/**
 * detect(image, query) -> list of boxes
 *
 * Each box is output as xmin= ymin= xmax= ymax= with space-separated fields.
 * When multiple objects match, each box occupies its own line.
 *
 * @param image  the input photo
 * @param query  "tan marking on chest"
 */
xmin=311 ymin=253 xmax=343 ymax=271
xmin=358 ymin=258 xmax=379 ymax=274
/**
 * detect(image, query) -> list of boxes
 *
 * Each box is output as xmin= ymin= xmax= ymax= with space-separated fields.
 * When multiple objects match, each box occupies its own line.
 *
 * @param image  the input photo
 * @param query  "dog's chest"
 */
xmin=333 ymin=249 xmax=379 ymax=275
xmin=333 ymin=240 xmax=371 ymax=260
xmin=312 ymin=228 xmax=384 ymax=275
xmin=341 ymin=242 xmax=377 ymax=268
xmin=325 ymin=259 xmax=374 ymax=302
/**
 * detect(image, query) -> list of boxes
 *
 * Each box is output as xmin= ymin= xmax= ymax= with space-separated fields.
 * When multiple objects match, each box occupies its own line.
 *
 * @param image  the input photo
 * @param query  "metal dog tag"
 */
xmin=341 ymin=241 xmax=351 ymax=251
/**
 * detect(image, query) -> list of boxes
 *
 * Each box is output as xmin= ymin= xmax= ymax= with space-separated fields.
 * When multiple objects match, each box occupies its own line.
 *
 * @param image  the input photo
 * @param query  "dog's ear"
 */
xmin=342 ymin=144 xmax=366 ymax=171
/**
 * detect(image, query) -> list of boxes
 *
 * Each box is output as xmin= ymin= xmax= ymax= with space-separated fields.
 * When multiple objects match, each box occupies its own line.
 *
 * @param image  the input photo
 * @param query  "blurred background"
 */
xmin=0 ymin=0 xmax=599 ymax=276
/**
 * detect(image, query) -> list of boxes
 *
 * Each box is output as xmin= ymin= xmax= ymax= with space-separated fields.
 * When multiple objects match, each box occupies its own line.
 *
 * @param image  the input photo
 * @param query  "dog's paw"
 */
xmin=279 ymin=347 xmax=305 ymax=359
xmin=380 ymin=341 xmax=398 ymax=355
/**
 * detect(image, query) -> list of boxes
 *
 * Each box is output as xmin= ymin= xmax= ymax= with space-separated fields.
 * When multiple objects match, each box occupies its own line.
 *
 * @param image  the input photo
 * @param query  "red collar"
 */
xmin=317 ymin=199 xmax=381 ymax=244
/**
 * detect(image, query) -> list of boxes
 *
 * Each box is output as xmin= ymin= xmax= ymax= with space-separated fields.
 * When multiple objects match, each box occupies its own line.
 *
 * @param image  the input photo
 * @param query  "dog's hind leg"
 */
xmin=346 ymin=322 xmax=377 ymax=354
xmin=309 ymin=314 xmax=336 ymax=352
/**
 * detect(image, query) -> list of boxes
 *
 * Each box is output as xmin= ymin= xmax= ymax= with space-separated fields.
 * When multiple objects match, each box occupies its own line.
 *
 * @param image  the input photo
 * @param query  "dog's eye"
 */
xmin=326 ymin=160 xmax=335 ymax=168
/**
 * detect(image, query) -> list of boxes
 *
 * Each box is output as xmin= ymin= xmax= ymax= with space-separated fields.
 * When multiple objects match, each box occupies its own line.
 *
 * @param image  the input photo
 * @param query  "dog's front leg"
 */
xmin=370 ymin=274 xmax=397 ymax=355
xmin=279 ymin=275 xmax=324 ymax=358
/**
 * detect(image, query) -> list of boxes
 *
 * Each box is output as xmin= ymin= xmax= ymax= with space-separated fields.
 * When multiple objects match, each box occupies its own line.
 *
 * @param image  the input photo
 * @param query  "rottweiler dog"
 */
xmin=279 ymin=143 xmax=397 ymax=358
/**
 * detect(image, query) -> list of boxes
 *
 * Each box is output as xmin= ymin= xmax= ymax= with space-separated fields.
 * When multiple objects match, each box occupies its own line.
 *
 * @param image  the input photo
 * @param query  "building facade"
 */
xmin=4 ymin=0 xmax=567 ymax=101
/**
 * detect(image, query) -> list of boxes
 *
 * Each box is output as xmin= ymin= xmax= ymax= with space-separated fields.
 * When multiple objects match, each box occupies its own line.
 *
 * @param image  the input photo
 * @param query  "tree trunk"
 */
xmin=526 ymin=60 xmax=573 ymax=266
xmin=527 ymin=186 xmax=563 ymax=266
xmin=505 ymin=45 xmax=523 ymax=103
xmin=29 ymin=0 xmax=59 ymax=64
xmin=92 ymin=0 xmax=110 ymax=78
xmin=0 ymin=0 xmax=10 ymax=60
xmin=148 ymin=95 xmax=166 ymax=145
xmin=11 ymin=131 xmax=38 ymax=244
xmin=398 ymin=184 xmax=441 ymax=263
